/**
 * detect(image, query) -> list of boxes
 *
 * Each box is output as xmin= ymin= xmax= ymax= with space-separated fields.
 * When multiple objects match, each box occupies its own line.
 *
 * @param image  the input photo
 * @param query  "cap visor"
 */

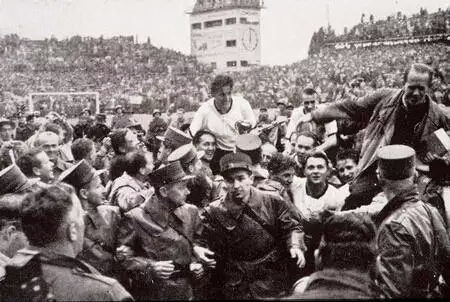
xmin=182 ymin=175 xmax=196 ymax=181
xmin=94 ymin=169 xmax=107 ymax=178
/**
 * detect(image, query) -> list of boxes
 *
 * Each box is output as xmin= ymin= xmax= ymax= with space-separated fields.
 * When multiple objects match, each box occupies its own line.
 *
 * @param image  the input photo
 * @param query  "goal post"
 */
xmin=28 ymin=92 xmax=100 ymax=116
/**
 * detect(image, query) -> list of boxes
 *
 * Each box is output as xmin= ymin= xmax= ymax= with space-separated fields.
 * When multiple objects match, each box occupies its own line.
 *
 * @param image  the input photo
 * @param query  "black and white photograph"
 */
xmin=0 ymin=0 xmax=449 ymax=300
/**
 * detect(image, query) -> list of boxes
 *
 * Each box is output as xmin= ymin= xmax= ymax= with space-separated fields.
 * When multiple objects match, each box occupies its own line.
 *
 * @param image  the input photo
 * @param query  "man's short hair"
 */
xmin=110 ymin=129 xmax=128 ymax=155
xmin=35 ymin=131 xmax=60 ymax=147
xmin=43 ymin=122 xmax=62 ymax=136
xmin=210 ymin=75 xmax=234 ymax=95
xmin=336 ymin=149 xmax=360 ymax=165
xmin=192 ymin=130 xmax=216 ymax=147
xmin=318 ymin=213 xmax=376 ymax=271
xmin=304 ymin=150 xmax=330 ymax=167
xmin=124 ymin=151 xmax=147 ymax=176
xmin=403 ymin=63 xmax=434 ymax=87
xmin=21 ymin=183 xmax=75 ymax=247
xmin=302 ymin=87 xmax=318 ymax=96
xmin=267 ymin=152 xmax=296 ymax=175
xmin=71 ymin=138 xmax=95 ymax=161
xmin=297 ymin=131 xmax=320 ymax=146
xmin=16 ymin=148 xmax=45 ymax=178
xmin=26 ymin=114 xmax=35 ymax=122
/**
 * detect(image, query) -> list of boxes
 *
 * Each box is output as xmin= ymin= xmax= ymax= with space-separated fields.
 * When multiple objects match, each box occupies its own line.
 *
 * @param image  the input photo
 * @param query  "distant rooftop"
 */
xmin=191 ymin=0 xmax=263 ymax=14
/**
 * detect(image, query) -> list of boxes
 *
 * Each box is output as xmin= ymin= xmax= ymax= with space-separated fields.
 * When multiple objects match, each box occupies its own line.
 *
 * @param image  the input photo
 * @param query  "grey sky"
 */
xmin=0 ymin=0 xmax=447 ymax=65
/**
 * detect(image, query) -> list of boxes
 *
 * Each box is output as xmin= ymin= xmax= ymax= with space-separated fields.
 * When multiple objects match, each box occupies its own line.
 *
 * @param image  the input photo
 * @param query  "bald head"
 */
xmin=36 ymin=131 xmax=60 ymax=162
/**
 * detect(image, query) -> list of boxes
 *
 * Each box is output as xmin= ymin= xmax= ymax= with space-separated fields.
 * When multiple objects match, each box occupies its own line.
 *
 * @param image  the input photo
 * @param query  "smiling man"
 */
xmin=193 ymin=130 xmax=217 ymax=177
xmin=294 ymin=63 xmax=450 ymax=210
xmin=200 ymin=152 xmax=306 ymax=299
xmin=291 ymin=151 xmax=346 ymax=277
xmin=117 ymin=161 xmax=215 ymax=300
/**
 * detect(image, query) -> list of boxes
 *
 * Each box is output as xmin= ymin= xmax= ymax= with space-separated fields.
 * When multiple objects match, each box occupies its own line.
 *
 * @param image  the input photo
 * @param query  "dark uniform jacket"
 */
xmin=117 ymin=196 xmax=203 ymax=300
xmin=111 ymin=115 xmax=132 ymax=129
xmin=38 ymin=249 xmax=133 ymax=301
xmin=78 ymin=205 xmax=121 ymax=276
xmin=200 ymin=187 xmax=306 ymax=299
xmin=374 ymin=186 xmax=450 ymax=298
xmin=290 ymin=268 xmax=381 ymax=299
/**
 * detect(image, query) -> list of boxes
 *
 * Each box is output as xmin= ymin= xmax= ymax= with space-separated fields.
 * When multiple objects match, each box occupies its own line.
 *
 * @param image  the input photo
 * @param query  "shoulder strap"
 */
xmin=110 ymin=184 xmax=137 ymax=205
xmin=242 ymin=203 xmax=277 ymax=240
xmin=40 ymin=255 xmax=92 ymax=274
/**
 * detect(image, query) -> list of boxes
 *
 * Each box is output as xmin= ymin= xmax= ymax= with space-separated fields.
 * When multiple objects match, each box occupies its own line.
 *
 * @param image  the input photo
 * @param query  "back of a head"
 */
xmin=16 ymin=148 xmax=44 ymax=178
xmin=110 ymin=129 xmax=128 ymax=155
xmin=21 ymin=184 xmax=75 ymax=248
xmin=124 ymin=151 xmax=147 ymax=176
xmin=318 ymin=213 xmax=376 ymax=271
xmin=267 ymin=152 xmax=296 ymax=175
xmin=35 ymin=131 xmax=60 ymax=147
xmin=43 ymin=122 xmax=62 ymax=136
xmin=71 ymin=138 xmax=94 ymax=161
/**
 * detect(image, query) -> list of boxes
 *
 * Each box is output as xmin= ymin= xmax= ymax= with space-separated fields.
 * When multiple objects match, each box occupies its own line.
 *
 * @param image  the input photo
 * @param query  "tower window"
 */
xmin=226 ymin=61 xmax=237 ymax=67
xmin=240 ymin=60 xmax=249 ymax=67
xmin=192 ymin=23 xmax=202 ymax=30
xmin=226 ymin=18 xmax=236 ymax=25
xmin=226 ymin=40 xmax=237 ymax=47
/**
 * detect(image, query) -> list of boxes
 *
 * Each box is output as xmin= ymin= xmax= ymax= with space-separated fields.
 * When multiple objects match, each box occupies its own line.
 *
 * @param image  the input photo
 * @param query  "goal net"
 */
xmin=28 ymin=92 xmax=100 ymax=118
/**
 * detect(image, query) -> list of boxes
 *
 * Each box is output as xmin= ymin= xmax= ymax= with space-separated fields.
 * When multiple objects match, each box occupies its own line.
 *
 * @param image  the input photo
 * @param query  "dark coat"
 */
xmin=200 ymin=187 xmax=305 ymax=299
xmin=117 ymin=196 xmax=203 ymax=300
xmin=290 ymin=268 xmax=380 ymax=299
xmin=375 ymin=187 xmax=450 ymax=298
xmin=78 ymin=205 xmax=121 ymax=277
xmin=39 ymin=249 xmax=133 ymax=301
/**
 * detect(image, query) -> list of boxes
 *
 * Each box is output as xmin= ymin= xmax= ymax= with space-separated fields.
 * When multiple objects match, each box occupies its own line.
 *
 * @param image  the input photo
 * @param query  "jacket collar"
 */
xmin=142 ymin=195 xmax=182 ymax=229
xmin=374 ymin=185 xmax=419 ymax=227
xmin=307 ymin=268 xmax=378 ymax=297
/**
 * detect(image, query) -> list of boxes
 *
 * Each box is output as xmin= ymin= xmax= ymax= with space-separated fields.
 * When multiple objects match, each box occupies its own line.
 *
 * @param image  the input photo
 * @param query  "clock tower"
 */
xmin=189 ymin=0 xmax=263 ymax=71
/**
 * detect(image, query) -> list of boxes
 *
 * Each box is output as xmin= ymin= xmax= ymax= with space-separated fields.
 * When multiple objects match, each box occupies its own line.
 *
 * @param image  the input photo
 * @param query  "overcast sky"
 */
xmin=0 ymin=0 xmax=447 ymax=65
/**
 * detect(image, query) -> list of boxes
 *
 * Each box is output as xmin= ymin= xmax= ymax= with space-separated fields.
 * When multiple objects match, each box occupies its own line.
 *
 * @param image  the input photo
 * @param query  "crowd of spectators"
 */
xmin=0 ymin=7 xmax=448 ymax=120
xmin=309 ymin=7 xmax=449 ymax=48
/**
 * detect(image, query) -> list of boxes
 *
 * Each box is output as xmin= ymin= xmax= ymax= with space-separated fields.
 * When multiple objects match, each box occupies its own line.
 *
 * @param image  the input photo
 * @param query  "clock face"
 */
xmin=242 ymin=28 xmax=258 ymax=51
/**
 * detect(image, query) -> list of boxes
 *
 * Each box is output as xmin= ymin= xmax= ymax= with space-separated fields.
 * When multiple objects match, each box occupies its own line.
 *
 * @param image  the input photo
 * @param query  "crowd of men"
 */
xmin=0 ymin=63 xmax=449 ymax=300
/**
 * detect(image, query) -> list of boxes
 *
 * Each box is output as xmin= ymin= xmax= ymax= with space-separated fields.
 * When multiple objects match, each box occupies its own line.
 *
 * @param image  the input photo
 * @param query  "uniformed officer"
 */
xmin=0 ymin=164 xmax=41 ymax=195
xmin=146 ymin=109 xmax=168 ymax=161
xmin=374 ymin=145 xmax=450 ymax=298
xmin=167 ymin=144 xmax=212 ymax=208
xmin=111 ymin=105 xmax=133 ymax=129
xmin=20 ymin=183 xmax=133 ymax=301
xmin=117 ymin=161 xmax=216 ymax=300
xmin=200 ymin=152 xmax=306 ymax=299
xmin=59 ymin=159 xmax=120 ymax=277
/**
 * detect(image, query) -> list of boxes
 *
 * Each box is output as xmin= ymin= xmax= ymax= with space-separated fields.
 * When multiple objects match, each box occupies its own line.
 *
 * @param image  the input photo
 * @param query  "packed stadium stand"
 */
xmin=0 ymin=7 xmax=448 ymax=118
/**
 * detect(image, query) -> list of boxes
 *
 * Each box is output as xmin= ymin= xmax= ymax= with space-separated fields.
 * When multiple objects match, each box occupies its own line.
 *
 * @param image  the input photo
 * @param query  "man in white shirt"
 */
xmin=189 ymin=75 xmax=256 ymax=174
xmin=291 ymin=151 xmax=345 ymax=277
